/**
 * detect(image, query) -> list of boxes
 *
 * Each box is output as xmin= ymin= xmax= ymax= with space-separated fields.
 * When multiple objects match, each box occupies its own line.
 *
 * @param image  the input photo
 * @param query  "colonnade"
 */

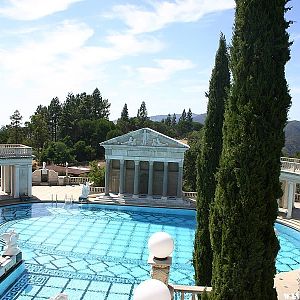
xmin=0 ymin=164 xmax=32 ymax=198
xmin=104 ymin=159 xmax=183 ymax=199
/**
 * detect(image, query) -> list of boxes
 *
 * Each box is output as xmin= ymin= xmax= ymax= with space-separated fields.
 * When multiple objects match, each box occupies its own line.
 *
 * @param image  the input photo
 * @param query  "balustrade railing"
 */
xmin=0 ymin=144 xmax=32 ymax=159
xmin=183 ymin=191 xmax=197 ymax=199
xmin=281 ymin=157 xmax=300 ymax=173
xmin=90 ymin=186 xmax=105 ymax=194
xmin=171 ymin=284 xmax=212 ymax=300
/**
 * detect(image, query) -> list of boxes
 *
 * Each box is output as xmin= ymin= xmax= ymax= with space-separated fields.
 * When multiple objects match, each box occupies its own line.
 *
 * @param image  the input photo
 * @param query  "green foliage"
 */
xmin=41 ymin=141 xmax=74 ymax=164
xmin=194 ymin=33 xmax=230 ymax=287
xmin=88 ymin=161 xmax=105 ymax=186
xmin=183 ymin=130 xmax=203 ymax=191
xmin=137 ymin=101 xmax=149 ymax=127
xmin=0 ymin=126 xmax=10 ymax=143
xmin=9 ymin=109 xmax=23 ymax=144
xmin=121 ymin=103 xmax=129 ymax=121
xmin=73 ymin=140 xmax=96 ymax=162
xmin=106 ymin=129 xmax=123 ymax=140
xmin=48 ymin=97 xmax=61 ymax=142
xmin=210 ymin=2 xmax=291 ymax=299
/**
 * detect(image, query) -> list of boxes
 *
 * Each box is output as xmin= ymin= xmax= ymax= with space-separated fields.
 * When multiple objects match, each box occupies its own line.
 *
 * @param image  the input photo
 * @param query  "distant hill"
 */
xmin=284 ymin=120 xmax=300 ymax=156
xmin=150 ymin=114 xmax=300 ymax=156
xmin=150 ymin=113 xmax=207 ymax=124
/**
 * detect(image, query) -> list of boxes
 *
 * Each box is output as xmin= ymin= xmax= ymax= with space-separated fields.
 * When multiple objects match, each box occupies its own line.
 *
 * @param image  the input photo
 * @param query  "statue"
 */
xmin=1 ymin=230 xmax=21 ymax=256
xmin=49 ymin=293 xmax=68 ymax=300
xmin=79 ymin=182 xmax=90 ymax=201
xmin=122 ymin=136 xmax=137 ymax=146
xmin=42 ymin=162 xmax=46 ymax=169
xmin=142 ymin=130 xmax=148 ymax=145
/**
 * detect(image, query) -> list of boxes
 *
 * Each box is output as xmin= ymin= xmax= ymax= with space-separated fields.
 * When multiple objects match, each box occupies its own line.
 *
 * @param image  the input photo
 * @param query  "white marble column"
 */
xmin=1 ymin=166 xmax=4 ymax=191
xmin=27 ymin=164 xmax=32 ymax=197
xmin=4 ymin=165 xmax=11 ymax=194
xmin=287 ymin=181 xmax=296 ymax=219
xmin=177 ymin=162 xmax=183 ymax=199
xmin=13 ymin=165 xmax=20 ymax=199
xmin=162 ymin=162 xmax=168 ymax=200
xmin=133 ymin=160 xmax=140 ymax=199
xmin=119 ymin=159 xmax=125 ymax=196
xmin=147 ymin=161 xmax=154 ymax=198
xmin=105 ymin=159 xmax=111 ymax=196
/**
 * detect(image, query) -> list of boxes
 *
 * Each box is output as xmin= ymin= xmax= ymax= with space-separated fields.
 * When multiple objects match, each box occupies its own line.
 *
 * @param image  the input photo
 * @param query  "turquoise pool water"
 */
xmin=0 ymin=203 xmax=299 ymax=300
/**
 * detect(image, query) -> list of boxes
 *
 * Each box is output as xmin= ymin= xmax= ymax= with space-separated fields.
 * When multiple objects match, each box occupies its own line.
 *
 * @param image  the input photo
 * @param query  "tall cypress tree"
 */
xmin=210 ymin=1 xmax=291 ymax=299
xmin=193 ymin=33 xmax=230 ymax=287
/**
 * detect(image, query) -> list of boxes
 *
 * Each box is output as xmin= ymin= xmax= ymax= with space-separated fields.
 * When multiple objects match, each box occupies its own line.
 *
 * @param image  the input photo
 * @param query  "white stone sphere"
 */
xmin=133 ymin=279 xmax=171 ymax=300
xmin=148 ymin=232 xmax=174 ymax=259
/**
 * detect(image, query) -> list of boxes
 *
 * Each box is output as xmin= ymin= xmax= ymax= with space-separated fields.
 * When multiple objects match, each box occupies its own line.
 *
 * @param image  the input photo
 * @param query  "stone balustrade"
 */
xmin=281 ymin=157 xmax=300 ymax=173
xmin=170 ymin=284 xmax=212 ymax=299
xmin=0 ymin=144 xmax=32 ymax=159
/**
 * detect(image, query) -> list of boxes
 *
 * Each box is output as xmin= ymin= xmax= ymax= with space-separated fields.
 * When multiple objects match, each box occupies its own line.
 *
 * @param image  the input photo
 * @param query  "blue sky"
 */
xmin=0 ymin=0 xmax=299 ymax=126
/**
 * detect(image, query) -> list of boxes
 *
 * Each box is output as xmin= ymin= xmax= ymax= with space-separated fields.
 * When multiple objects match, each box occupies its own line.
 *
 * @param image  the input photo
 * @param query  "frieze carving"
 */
xmin=101 ymin=128 xmax=189 ymax=149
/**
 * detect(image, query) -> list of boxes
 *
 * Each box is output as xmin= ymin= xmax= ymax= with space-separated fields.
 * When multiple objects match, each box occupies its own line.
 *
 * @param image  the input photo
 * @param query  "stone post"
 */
xmin=162 ymin=162 xmax=168 ymax=200
xmin=147 ymin=161 xmax=154 ymax=198
xmin=119 ymin=159 xmax=125 ymax=196
xmin=133 ymin=160 xmax=140 ymax=199
xmin=105 ymin=159 xmax=111 ymax=196
xmin=287 ymin=181 xmax=296 ymax=219
xmin=148 ymin=255 xmax=172 ymax=285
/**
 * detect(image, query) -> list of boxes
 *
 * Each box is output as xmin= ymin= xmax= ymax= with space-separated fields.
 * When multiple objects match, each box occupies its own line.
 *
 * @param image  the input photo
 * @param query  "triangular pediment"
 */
xmin=101 ymin=128 xmax=189 ymax=149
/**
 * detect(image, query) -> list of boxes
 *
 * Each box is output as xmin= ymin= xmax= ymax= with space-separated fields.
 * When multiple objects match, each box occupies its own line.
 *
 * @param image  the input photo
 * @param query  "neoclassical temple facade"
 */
xmin=101 ymin=128 xmax=189 ymax=199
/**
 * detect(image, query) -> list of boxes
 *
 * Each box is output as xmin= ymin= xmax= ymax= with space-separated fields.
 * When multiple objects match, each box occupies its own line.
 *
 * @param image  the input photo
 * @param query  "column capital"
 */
xmin=134 ymin=160 xmax=140 ymax=166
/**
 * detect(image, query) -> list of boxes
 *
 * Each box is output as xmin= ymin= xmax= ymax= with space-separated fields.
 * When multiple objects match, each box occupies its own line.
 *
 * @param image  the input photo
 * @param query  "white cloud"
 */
xmin=0 ymin=0 xmax=83 ymax=20
xmin=137 ymin=59 xmax=195 ymax=84
xmin=0 ymin=20 xmax=165 ymax=123
xmin=110 ymin=0 xmax=235 ymax=34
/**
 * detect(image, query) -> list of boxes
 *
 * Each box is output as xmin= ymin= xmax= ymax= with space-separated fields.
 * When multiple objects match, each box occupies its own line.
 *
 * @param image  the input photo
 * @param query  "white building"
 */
xmin=0 ymin=144 xmax=33 ymax=198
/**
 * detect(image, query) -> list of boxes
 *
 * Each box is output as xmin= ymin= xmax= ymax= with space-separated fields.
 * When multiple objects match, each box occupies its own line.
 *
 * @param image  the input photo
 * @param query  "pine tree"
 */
xmin=92 ymin=88 xmax=110 ymax=119
xmin=9 ymin=110 xmax=23 ymax=144
xmin=137 ymin=101 xmax=149 ymax=127
xmin=187 ymin=108 xmax=193 ymax=132
xmin=165 ymin=114 xmax=172 ymax=127
xmin=121 ymin=103 xmax=129 ymax=121
xmin=48 ymin=97 xmax=61 ymax=142
xmin=171 ymin=113 xmax=177 ymax=126
xmin=210 ymin=1 xmax=291 ymax=299
xmin=194 ymin=33 xmax=230 ymax=287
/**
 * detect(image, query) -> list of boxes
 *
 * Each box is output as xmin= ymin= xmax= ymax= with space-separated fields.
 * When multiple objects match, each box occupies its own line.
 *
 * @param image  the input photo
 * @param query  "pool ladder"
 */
xmin=51 ymin=194 xmax=58 ymax=207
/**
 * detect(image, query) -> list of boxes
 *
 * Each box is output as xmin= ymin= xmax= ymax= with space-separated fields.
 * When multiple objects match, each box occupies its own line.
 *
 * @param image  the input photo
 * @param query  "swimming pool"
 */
xmin=0 ymin=203 xmax=299 ymax=300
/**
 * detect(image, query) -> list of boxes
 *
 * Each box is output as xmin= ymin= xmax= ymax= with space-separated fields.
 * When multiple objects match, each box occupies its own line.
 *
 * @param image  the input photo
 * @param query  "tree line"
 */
xmin=0 ymin=90 xmax=201 ymax=167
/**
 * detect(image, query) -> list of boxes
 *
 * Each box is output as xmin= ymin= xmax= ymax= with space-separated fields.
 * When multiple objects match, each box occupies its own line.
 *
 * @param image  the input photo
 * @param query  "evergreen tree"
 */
xmin=165 ymin=113 xmax=172 ymax=127
xmin=9 ymin=110 xmax=23 ymax=144
xmin=137 ymin=101 xmax=149 ymax=127
xmin=210 ymin=2 xmax=291 ymax=299
xmin=193 ymin=33 xmax=230 ymax=287
xmin=30 ymin=105 xmax=50 ymax=157
xmin=171 ymin=113 xmax=177 ymax=126
xmin=187 ymin=108 xmax=193 ymax=132
xmin=121 ymin=103 xmax=129 ymax=121
xmin=92 ymin=88 xmax=110 ymax=119
xmin=48 ymin=97 xmax=61 ymax=142
xmin=178 ymin=109 xmax=187 ymax=136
